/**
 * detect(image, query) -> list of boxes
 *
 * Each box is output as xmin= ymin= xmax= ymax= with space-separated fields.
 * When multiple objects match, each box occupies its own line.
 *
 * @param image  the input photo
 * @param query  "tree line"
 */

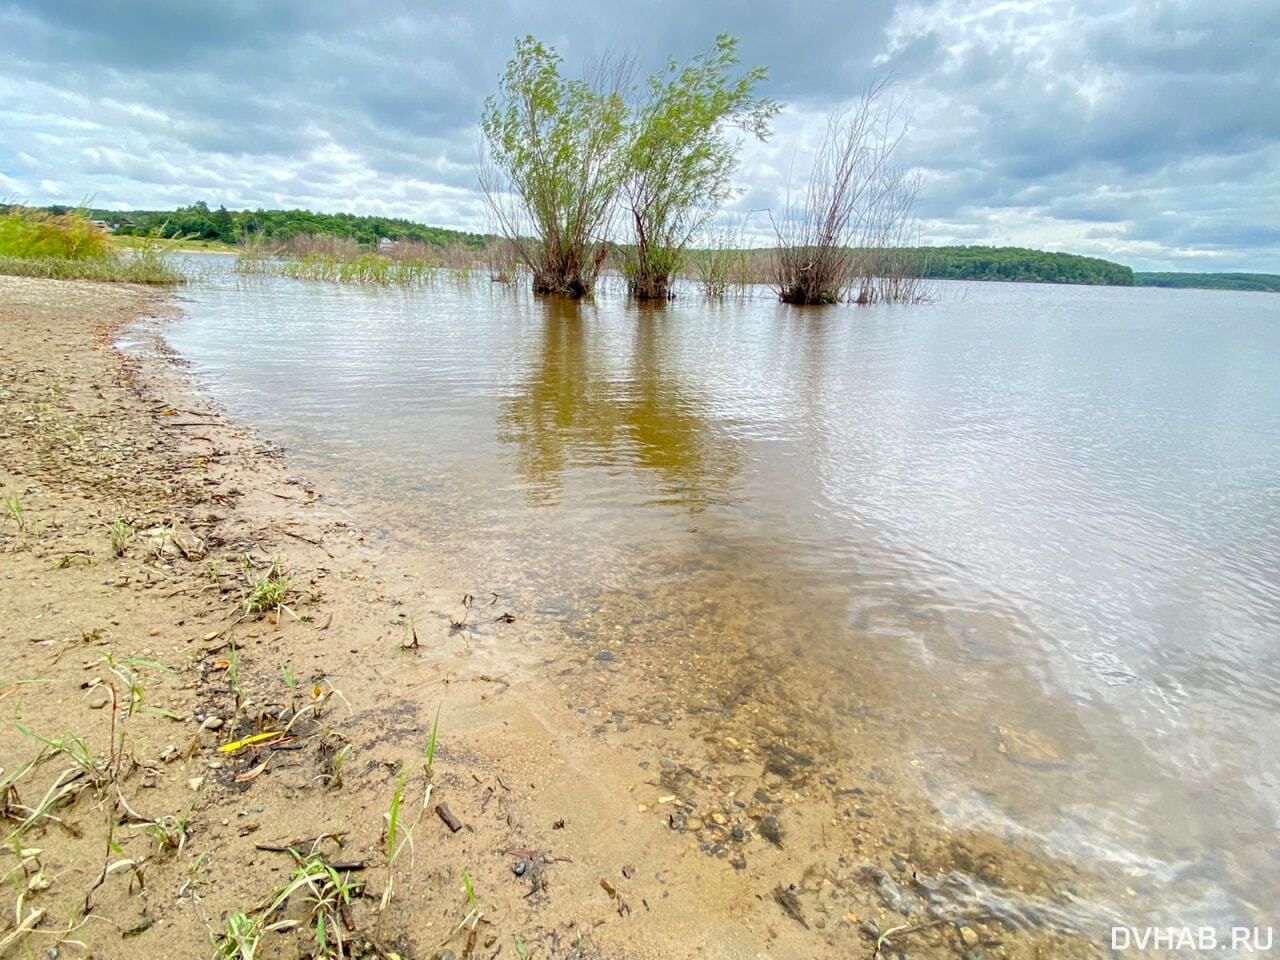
xmin=910 ymin=245 xmax=1135 ymax=286
xmin=58 ymin=202 xmax=490 ymax=249
xmin=1134 ymin=272 xmax=1280 ymax=292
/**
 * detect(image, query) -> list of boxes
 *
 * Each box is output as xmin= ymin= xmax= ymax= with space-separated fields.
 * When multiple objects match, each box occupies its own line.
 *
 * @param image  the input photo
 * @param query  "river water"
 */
xmin=160 ymin=262 xmax=1279 ymax=944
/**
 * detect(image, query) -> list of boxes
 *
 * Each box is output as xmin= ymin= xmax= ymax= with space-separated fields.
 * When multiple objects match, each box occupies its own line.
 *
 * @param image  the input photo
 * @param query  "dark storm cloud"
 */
xmin=1 ymin=0 xmax=1277 ymax=270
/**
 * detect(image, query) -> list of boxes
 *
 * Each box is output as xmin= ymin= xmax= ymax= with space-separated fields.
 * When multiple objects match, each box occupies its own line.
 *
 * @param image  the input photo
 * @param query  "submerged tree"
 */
xmin=620 ymin=35 xmax=776 ymax=301
xmin=480 ymin=37 xmax=631 ymax=297
xmin=772 ymin=80 xmax=924 ymax=305
xmin=480 ymin=34 xmax=776 ymax=301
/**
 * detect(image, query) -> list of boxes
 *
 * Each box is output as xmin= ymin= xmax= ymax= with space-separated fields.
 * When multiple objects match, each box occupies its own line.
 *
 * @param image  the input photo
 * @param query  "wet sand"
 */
xmin=0 ymin=276 xmax=1111 ymax=959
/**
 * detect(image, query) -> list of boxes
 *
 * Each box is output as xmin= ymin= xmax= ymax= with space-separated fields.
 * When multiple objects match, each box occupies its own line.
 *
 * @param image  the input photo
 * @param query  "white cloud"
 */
xmin=1 ymin=0 xmax=1276 ymax=270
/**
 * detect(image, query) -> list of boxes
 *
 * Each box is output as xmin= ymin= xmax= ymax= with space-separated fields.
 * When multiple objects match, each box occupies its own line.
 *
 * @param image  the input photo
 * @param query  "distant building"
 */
xmin=377 ymin=237 xmax=398 ymax=252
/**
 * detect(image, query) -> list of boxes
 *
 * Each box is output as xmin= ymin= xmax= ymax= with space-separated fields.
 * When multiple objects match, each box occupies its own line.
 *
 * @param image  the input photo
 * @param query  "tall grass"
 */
xmin=0 ymin=207 xmax=184 ymax=284
xmin=235 ymin=233 xmax=487 ymax=287
xmin=0 ymin=206 xmax=112 ymax=259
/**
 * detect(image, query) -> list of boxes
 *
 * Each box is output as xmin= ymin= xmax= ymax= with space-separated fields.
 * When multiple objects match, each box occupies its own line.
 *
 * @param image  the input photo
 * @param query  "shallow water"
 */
xmin=162 ymin=262 xmax=1280 ymax=938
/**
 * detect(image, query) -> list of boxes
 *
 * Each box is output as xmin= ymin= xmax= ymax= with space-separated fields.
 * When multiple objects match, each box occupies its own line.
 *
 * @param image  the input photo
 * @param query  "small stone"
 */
xmin=710 ymin=812 xmax=727 ymax=825
xmin=656 ymin=712 xmax=671 ymax=723
xmin=684 ymin=817 xmax=703 ymax=831
xmin=595 ymin=650 xmax=615 ymax=661
xmin=659 ymin=758 xmax=677 ymax=771
xmin=959 ymin=925 xmax=980 ymax=949
xmin=513 ymin=860 xmax=527 ymax=877
xmin=204 ymin=716 xmax=224 ymax=731
xmin=754 ymin=788 xmax=773 ymax=804
xmin=187 ymin=776 xmax=205 ymax=791
xmin=87 ymin=689 xmax=110 ymax=710
xmin=731 ymin=825 xmax=745 ymax=841
xmin=759 ymin=815 xmax=785 ymax=847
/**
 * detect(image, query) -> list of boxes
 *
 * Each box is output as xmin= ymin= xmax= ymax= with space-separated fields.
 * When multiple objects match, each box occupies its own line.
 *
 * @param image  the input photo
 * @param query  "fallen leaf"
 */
xmin=234 ymin=758 xmax=270 ymax=782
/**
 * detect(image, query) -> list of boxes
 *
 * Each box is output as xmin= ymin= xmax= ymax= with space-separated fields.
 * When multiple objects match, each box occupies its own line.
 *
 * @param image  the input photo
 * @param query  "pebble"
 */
xmin=876 ymin=875 xmax=913 ymax=915
xmin=656 ymin=712 xmax=671 ymax=723
xmin=513 ymin=860 xmax=527 ymax=877
xmin=659 ymin=758 xmax=677 ymax=771
xmin=87 ymin=689 xmax=110 ymax=710
xmin=595 ymin=650 xmax=615 ymax=661
xmin=187 ymin=776 xmax=205 ymax=791
xmin=204 ymin=716 xmax=224 ymax=731
xmin=759 ymin=815 xmax=785 ymax=847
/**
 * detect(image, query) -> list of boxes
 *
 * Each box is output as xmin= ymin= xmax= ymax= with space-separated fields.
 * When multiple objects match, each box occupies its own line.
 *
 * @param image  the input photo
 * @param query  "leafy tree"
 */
xmin=212 ymin=205 xmax=235 ymax=242
xmin=480 ymin=37 xmax=631 ymax=297
xmin=620 ymin=35 xmax=776 ymax=300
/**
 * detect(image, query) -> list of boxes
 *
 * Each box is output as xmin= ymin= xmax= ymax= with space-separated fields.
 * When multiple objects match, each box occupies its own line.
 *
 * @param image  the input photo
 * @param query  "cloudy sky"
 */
xmin=2 ymin=0 xmax=1277 ymax=272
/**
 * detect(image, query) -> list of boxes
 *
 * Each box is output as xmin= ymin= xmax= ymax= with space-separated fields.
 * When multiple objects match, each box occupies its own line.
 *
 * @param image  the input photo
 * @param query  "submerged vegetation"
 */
xmin=235 ymin=234 xmax=480 ymax=286
xmin=618 ymin=35 xmax=777 ymax=301
xmin=0 ymin=206 xmax=184 ymax=284
xmin=771 ymin=81 xmax=925 ymax=305
xmin=480 ymin=37 xmax=629 ymax=297
xmin=481 ymin=34 xmax=778 ymax=301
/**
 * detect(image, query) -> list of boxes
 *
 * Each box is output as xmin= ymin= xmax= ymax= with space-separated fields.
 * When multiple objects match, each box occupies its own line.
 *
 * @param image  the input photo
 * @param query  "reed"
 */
xmin=0 ymin=207 xmax=185 ymax=284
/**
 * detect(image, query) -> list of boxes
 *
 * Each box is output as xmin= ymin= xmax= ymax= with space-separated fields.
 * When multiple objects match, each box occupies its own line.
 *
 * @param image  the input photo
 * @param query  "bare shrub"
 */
xmin=772 ymin=81 xmax=924 ymax=305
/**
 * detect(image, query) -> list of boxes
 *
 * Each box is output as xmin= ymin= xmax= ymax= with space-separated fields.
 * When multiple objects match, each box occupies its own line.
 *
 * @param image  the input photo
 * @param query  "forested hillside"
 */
xmin=909 ymin=246 xmax=1135 ymax=285
xmin=68 ymin=202 xmax=490 ymax=248
xmin=1135 ymin=272 xmax=1280 ymax=292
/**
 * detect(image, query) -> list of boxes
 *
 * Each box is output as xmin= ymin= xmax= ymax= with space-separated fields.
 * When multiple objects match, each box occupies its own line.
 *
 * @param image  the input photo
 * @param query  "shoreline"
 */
xmin=0 ymin=275 xmax=1111 ymax=959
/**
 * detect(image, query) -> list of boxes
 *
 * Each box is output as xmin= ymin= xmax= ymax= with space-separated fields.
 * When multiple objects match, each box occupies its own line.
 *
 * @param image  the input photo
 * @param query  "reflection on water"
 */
xmin=162 ymin=260 xmax=1280 ymax=945
xmin=498 ymin=299 xmax=741 ymax=507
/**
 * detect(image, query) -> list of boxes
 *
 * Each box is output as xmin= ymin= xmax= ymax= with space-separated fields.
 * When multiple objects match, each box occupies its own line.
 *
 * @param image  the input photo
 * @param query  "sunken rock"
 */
xmin=993 ymin=725 xmax=1067 ymax=767
xmin=759 ymin=815 xmax=785 ymax=847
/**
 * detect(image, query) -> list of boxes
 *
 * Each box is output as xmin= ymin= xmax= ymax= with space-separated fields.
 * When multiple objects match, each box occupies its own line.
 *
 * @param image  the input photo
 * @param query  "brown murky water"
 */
xmin=156 ymin=263 xmax=1280 ymax=951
